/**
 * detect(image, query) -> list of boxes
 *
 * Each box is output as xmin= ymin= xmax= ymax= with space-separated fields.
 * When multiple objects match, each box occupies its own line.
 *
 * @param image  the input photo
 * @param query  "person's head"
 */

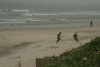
xmin=59 ymin=32 xmax=61 ymax=34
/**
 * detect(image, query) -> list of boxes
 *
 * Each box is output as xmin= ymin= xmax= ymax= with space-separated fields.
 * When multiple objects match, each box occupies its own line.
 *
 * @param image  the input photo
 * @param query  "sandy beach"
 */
xmin=0 ymin=24 xmax=100 ymax=67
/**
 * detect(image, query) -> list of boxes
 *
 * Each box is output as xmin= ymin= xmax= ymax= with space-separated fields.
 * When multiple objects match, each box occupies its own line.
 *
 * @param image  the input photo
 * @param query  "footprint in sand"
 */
xmin=46 ymin=46 xmax=58 ymax=49
xmin=37 ymin=45 xmax=41 ymax=47
xmin=9 ymin=56 xmax=22 ymax=59
xmin=33 ymin=45 xmax=41 ymax=48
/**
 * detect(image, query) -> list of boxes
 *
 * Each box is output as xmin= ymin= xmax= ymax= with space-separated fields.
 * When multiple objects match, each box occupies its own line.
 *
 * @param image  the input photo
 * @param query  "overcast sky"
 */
xmin=0 ymin=0 xmax=100 ymax=10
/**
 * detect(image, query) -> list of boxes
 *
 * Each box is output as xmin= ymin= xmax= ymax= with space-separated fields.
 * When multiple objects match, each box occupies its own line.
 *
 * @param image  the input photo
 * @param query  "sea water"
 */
xmin=0 ymin=8 xmax=100 ymax=28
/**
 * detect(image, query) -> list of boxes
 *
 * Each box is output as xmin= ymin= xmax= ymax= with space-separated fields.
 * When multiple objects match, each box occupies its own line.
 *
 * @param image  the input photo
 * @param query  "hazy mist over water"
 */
xmin=0 ymin=0 xmax=100 ymax=28
xmin=0 ymin=0 xmax=100 ymax=10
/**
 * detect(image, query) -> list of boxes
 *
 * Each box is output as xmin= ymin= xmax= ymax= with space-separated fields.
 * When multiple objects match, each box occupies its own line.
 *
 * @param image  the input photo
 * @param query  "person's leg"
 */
xmin=56 ymin=38 xmax=59 ymax=43
xmin=56 ymin=37 xmax=58 ymax=43
xmin=56 ymin=39 xmax=58 ymax=43
xmin=76 ymin=38 xmax=79 ymax=42
xmin=91 ymin=24 xmax=92 ymax=28
xmin=78 ymin=39 xmax=79 ymax=42
xmin=75 ymin=38 xmax=78 ymax=43
xmin=74 ymin=38 xmax=76 ymax=41
xmin=56 ymin=38 xmax=61 ymax=43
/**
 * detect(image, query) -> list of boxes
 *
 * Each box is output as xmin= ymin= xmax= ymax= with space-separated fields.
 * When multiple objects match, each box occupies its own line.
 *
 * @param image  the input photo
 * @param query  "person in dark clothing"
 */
xmin=56 ymin=32 xmax=62 ymax=43
xmin=90 ymin=21 xmax=93 ymax=28
xmin=73 ymin=33 xmax=79 ymax=43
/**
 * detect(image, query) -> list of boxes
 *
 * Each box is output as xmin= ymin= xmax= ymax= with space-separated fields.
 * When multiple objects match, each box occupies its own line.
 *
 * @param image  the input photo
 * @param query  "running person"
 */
xmin=56 ymin=32 xmax=62 ymax=43
xmin=73 ymin=33 xmax=79 ymax=43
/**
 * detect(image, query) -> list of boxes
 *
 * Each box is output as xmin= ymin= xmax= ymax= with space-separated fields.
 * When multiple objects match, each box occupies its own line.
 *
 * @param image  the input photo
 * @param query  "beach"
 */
xmin=0 ymin=0 xmax=100 ymax=67
xmin=0 ymin=24 xmax=100 ymax=67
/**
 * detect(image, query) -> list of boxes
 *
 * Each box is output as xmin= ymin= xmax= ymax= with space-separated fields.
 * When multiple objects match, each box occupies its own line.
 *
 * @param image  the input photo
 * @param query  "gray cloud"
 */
xmin=0 ymin=0 xmax=100 ymax=10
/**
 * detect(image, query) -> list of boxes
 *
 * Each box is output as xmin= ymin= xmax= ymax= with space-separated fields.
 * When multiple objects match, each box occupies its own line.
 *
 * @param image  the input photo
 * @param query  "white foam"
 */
xmin=2 ymin=21 xmax=26 ymax=23
xmin=20 ymin=14 xmax=33 ymax=16
xmin=31 ymin=20 xmax=49 ymax=21
xmin=20 ymin=11 xmax=100 ymax=16
xmin=61 ymin=19 xmax=66 ymax=20
xmin=33 ymin=13 xmax=59 ymax=16
xmin=59 ymin=10 xmax=100 ymax=15
xmin=12 ymin=9 xmax=29 ymax=12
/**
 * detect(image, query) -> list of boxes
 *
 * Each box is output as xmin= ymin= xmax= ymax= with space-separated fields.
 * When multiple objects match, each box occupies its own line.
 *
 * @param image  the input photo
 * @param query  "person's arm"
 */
xmin=60 ymin=35 xmax=62 ymax=37
xmin=77 ymin=34 xmax=78 ymax=37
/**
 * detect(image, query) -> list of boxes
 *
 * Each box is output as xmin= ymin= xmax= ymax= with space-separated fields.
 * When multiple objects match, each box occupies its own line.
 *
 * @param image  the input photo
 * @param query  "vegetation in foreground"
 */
xmin=43 ymin=37 xmax=100 ymax=67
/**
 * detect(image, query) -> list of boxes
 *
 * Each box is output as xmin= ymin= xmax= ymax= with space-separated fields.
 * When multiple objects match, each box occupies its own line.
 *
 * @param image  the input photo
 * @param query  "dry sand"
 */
xmin=0 ymin=24 xmax=100 ymax=67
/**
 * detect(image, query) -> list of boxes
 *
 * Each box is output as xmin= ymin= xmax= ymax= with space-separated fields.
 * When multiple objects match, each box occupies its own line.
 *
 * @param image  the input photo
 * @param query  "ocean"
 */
xmin=0 ymin=8 xmax=100 ymax=28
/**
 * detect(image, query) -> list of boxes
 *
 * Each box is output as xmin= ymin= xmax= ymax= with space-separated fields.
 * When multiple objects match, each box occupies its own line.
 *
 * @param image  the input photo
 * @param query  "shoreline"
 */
xmin=0 ymin=22 xmax=100 ymax=30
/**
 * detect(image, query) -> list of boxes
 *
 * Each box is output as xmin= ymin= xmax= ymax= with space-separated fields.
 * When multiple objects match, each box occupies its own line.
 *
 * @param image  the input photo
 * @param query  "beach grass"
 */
xmin=17 ymin=61 xmax=22 ymax=67
xmin=43 ymin=37 xmax=100 ymax=67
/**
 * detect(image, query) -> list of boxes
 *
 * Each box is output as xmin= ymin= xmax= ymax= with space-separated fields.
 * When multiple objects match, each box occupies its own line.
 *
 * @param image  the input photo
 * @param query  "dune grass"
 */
xmin=17 ymin=61 xmax=22 ymax=67
xmin=43 ymin=37 xmax=100 ymax=67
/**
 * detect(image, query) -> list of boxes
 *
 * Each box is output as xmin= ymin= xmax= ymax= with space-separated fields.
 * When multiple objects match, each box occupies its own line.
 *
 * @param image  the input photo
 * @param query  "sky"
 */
xmin=0 ymin=0 xmax=100 ymax=10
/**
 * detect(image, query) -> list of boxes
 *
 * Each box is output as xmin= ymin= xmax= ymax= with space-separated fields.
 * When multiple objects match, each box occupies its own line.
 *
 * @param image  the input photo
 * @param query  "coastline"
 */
xmin=0 ymin=23 xmax=100 ymax=67
xmin=0 ymin=21 xmax=100 ymax=30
